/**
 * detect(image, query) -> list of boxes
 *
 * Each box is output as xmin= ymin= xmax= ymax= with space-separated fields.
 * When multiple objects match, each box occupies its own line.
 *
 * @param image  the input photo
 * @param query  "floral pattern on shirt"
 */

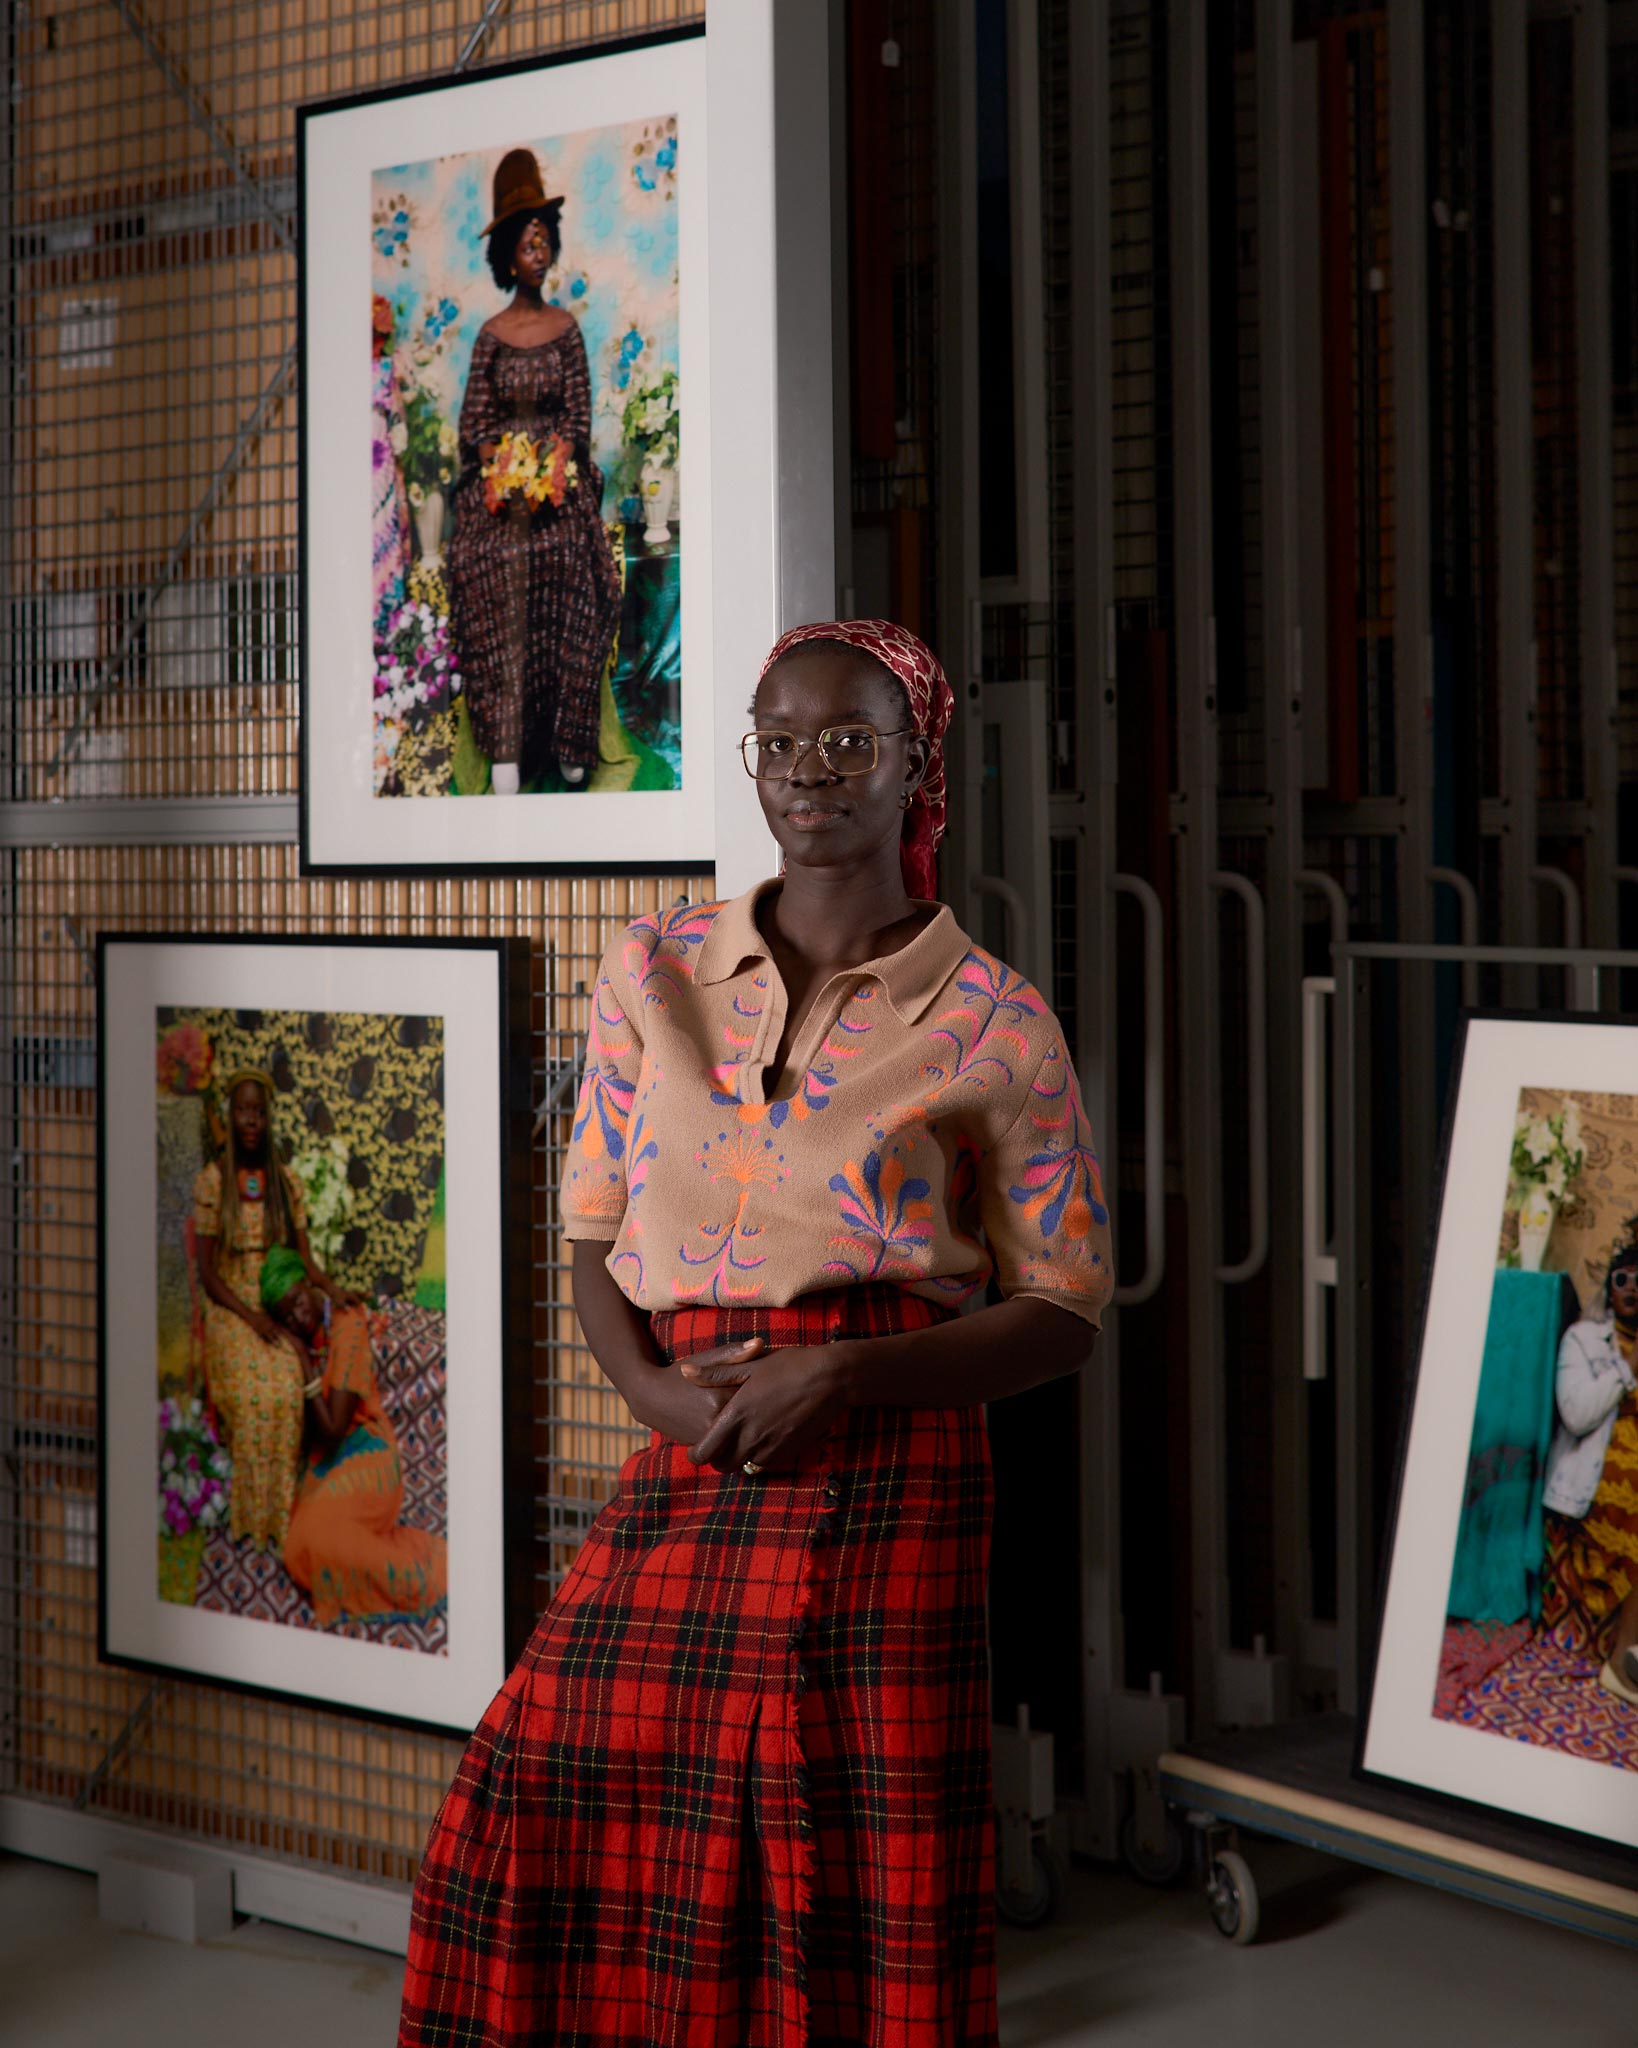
xmin=560 ymin=887 xmax=1113 ymax=1326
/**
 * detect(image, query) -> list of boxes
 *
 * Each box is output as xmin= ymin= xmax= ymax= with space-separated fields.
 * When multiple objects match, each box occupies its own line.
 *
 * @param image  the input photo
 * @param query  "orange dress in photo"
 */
xmin=283 ymin=1305 xmax=447 ymax=1629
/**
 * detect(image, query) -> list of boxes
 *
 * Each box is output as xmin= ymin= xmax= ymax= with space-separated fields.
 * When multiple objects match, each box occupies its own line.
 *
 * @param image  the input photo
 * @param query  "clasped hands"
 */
xmin=645 ymin=1337 xmax=852 ymax=1473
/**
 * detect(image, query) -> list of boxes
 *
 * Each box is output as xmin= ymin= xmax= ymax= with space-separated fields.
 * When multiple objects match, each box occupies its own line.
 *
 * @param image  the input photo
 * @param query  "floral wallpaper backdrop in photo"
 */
xmin=369 ymin=116 xmax=680 ymax=795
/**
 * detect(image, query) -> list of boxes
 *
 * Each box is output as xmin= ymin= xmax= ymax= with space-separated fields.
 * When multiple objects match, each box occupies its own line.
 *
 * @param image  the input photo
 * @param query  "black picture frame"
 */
xmin=96 ymin=932 xmax=535 ymax=1738
xmin=296 ymin=25 xmax=715 ymax=880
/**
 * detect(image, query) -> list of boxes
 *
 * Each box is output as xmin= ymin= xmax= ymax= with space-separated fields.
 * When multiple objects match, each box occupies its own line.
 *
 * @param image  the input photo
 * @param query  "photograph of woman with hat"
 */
xmin=444 ymin=146 xmax=623 ymax=795
xmin=365 ymin=114 xmax=682 ymax=808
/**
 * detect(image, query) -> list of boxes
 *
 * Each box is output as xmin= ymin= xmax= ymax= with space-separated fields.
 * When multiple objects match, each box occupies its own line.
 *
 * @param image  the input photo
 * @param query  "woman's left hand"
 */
xmin=320 ymin=1276 xmax=364 ymax=1309
xmin=679 ymin=1344 xmax=850 ymax=1473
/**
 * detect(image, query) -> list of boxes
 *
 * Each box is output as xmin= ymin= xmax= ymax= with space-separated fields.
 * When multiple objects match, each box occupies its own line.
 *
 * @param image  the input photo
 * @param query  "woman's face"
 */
xmin=276 ymin=1279 xmax=322 ymax=1340
xmin=751 ymin=646 xmax=927 ymax=878
xmin=513 ymin=216 xmax=554 ymax=291
xmin=1611 ymin=1262 xmax=1638 ymax=1322
xmin=231 ymin=1081 xmax=268 ymax=1159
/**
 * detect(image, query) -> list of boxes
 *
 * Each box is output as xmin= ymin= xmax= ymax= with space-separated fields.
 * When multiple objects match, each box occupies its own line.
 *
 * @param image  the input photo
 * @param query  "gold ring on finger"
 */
xmin=742 ymin=1460 xmax=763 ymax=1477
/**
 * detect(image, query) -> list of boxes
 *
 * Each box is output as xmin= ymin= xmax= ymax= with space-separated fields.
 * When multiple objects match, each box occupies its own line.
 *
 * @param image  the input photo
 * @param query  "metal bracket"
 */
xmin=49 ymin=344 xmax=298 ymax=774
xmin=73 ymin=1680 xmax=169 ymax=1812
xmin=454 ymin=0 xmax=516 ymax=74
xmin=59 ymin=917 xmax=95 ymax=988
xmin=108 ymin=0 xmax=295 ymax=257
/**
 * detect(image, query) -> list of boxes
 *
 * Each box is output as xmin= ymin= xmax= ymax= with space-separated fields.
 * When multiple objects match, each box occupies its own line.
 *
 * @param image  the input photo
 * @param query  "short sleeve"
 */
xmin=560 ymin=946 xmax=644 ymax=1241
xmin=192 ymin=1162 xmax=222 ymax=1240
xmin=980 ymin=1038 xmax=1113 ymax=1328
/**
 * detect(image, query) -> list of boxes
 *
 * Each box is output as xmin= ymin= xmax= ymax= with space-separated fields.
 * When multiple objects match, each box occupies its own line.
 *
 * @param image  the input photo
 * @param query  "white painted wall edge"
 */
xmin=0 ymin=1795 xmax=412 ymax=1956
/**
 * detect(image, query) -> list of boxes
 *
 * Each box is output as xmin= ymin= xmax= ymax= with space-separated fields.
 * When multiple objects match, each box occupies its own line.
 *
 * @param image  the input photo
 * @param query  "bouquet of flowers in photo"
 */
xmin=288 ymin=1135 xmax=357 ymax=1272
xmin=621 ymin=367 xmax=679 ymax=469
xmin=1509 ymin=1097 xmax=1586 ymax=1210
xmin=156 ymin=1021 xmax=213 ymax=1097
xmin=388 ymin=296 xmax=461 ymax=503
xmin=373 ymin=598 xmax=462 ymax=730
xmin=482 ymin=429 xmax=578 ymax=515
xmin=157 ymin=1395 xmax=231 ymax=1538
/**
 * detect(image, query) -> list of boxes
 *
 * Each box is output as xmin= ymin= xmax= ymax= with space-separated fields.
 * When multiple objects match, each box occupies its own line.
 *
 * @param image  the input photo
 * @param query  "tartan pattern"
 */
xmin=400 ymin=1285 xmax=998 ymax=2047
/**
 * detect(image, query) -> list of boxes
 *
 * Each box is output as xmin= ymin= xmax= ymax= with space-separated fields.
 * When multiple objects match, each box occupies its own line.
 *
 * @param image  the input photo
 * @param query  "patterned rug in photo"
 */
xmin=1434 ymin=1617 xmax=1638 ymax=1771
xmin=193 ymin=1300 xmax=448 ymax=1654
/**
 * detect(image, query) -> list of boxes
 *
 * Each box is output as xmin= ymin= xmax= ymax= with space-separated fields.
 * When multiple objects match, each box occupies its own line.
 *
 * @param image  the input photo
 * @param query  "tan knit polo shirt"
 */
xmin=561 ymin=881 xmax=1112 ymax=1326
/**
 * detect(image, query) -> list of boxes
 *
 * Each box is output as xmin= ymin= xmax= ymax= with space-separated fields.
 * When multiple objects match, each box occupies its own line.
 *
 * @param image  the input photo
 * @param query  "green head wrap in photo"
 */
xmin=259 ymin=1245 xmax=308 ymax=1313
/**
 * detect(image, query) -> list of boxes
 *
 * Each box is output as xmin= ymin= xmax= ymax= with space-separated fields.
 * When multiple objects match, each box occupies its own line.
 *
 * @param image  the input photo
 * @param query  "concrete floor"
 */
xmin=0 ymin=1840 xmax=1627 ymax=2046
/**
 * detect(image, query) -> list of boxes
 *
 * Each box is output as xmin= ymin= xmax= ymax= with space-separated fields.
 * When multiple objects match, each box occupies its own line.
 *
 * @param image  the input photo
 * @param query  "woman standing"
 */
xmin=1544 ymin=1231 xmax=1638 ymax=1704
xmin=400 ymin=621 xmax=1111 ymax=2047
xmin=445 ymin=147 xmax=622 ymax=795
xmin=193 ymin=1072 xmax=353 ymax=1552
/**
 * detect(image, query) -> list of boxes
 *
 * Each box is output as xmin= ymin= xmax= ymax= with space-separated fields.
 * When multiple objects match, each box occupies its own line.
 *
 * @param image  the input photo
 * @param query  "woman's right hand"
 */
xmin=245 ymin=1306 xmax=283 ymax=1346
xmin=634 ymin=1338 xmax=766 ymax=1446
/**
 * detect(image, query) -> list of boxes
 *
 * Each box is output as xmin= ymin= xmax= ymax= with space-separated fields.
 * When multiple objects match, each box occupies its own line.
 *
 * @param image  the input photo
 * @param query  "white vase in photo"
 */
xmin=1516 ymin=1189 xmax=1557 ymax=1272
xmin=640 ymin=460 xmax=675 ymax=545
xmin=413 ymin=486 xmax=446 ymax=566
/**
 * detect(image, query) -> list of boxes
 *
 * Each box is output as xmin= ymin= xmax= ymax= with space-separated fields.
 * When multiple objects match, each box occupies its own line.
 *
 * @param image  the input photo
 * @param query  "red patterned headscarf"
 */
xmin=757 ymin=619 xmax=954 ymax=899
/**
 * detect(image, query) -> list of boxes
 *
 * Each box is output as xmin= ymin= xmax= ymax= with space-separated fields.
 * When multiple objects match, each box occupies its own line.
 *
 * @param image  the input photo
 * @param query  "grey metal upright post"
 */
xmin=1389 ymin=0 xmax=1439 ymax=1318
xmin=1169 ymin=0 xmax=1229 ymax=1729
xmin=1494 ymin=0 xmax=1539 ymax=992
xmin=938 ymin=0 xmax=982 ymax=936
xmin=1575 ymin=5 xmax=1616 ymax=953
xmin=1069 ymin=0 xmax=1124 ymax=1858
xmin=1256 ymin=0 xmax=1311 ymax=1676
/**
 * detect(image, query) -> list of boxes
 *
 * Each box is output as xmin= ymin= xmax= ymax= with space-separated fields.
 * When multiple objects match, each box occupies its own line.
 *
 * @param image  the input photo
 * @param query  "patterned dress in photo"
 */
xmin=446 ymin=323 xmax=621 ymax=780
xmin=372 ymin=350 xmax=413 ymax=637
xmin=192 ymin=1160 xmax=308 ymax=1552
xmin=283 ymin=1303 xmax=447 ymax=1628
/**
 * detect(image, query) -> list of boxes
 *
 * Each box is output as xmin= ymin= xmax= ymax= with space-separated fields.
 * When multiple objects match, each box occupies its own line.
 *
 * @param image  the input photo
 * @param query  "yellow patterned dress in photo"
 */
xmin=193 ymin=1160 xmax=308 ymax=1552
xmin=1582 ymin=1377 xmax=1638 ymax=1610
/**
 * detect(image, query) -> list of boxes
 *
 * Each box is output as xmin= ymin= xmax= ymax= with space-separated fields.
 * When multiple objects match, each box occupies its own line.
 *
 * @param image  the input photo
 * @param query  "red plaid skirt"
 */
xmin=399 ymin=1285 xmax=998 ymax=2047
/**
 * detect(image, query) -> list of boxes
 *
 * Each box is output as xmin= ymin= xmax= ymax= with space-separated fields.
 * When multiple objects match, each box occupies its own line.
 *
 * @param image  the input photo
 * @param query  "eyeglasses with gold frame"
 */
xmin=737 ymin=725 xmax=915 ymax=779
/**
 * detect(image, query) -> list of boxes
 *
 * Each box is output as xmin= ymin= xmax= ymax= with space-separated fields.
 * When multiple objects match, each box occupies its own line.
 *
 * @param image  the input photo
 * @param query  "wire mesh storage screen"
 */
xmin=2 ymin=0 xmax=700 ymax=803
xmin=3 ymin=845 xmax=707 ymax=1874
xmin=1 ymin=0 xmax=704 ymax=1884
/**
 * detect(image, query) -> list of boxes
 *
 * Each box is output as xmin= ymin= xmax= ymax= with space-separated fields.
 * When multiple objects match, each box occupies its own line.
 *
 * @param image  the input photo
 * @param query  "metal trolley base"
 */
xmin=1153 ymin=1715 xmax=1638 ymax=1951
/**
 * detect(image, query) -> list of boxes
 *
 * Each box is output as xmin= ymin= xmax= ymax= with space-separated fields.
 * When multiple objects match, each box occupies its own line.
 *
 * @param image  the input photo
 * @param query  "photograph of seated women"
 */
xmin=1435 ymin=1089 xmax=1638 ymax=1772
xmin=154 ymin=1008 xmax=450 ymax=1654
xmin=369 ymin=120 xmax=682 ymax=800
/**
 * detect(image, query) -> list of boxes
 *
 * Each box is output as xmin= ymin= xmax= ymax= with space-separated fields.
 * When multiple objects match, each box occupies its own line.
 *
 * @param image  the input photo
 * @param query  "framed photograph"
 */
xmin=1361 ymin=1013 xmax=1638 ymax=1853
xmin=98 ymin=935 xmax=534 ymax=1736
xmin=298 ymin=6 xmax=832 ymax=882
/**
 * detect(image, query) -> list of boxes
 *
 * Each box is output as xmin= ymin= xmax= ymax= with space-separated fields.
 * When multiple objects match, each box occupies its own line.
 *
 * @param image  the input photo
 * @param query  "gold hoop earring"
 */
xmin=899 ymin=791 xmax=913 ymax=810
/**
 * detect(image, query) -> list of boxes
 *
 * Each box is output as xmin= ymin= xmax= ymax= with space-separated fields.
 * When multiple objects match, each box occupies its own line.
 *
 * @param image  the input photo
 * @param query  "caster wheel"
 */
xmin=1119 ymin=1807 xmax=1186 ymax=1887
xmin=1206 ymin=1848 xmax=1260 ymax=1945
xmin=996 ymin=1840 xmax=1064 ymax=1928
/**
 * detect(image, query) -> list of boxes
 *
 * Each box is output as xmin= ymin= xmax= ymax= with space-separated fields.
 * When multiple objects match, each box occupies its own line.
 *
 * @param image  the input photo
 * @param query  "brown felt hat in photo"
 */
xmin=480 ymin=147 xmax=563 ymax=236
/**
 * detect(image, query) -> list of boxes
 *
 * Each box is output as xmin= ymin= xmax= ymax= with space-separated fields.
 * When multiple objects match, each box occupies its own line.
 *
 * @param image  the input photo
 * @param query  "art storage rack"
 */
xmin=1155 ymin=1715 xmax=1638 ymax=1953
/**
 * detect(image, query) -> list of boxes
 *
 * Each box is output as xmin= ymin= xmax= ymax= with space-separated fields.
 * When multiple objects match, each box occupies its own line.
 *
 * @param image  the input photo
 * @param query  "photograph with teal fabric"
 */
xmin=1400 ymin=1071 xmax=1638 ymax=1798
xmin=368 ymin=112 xmax=681 ymax=802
